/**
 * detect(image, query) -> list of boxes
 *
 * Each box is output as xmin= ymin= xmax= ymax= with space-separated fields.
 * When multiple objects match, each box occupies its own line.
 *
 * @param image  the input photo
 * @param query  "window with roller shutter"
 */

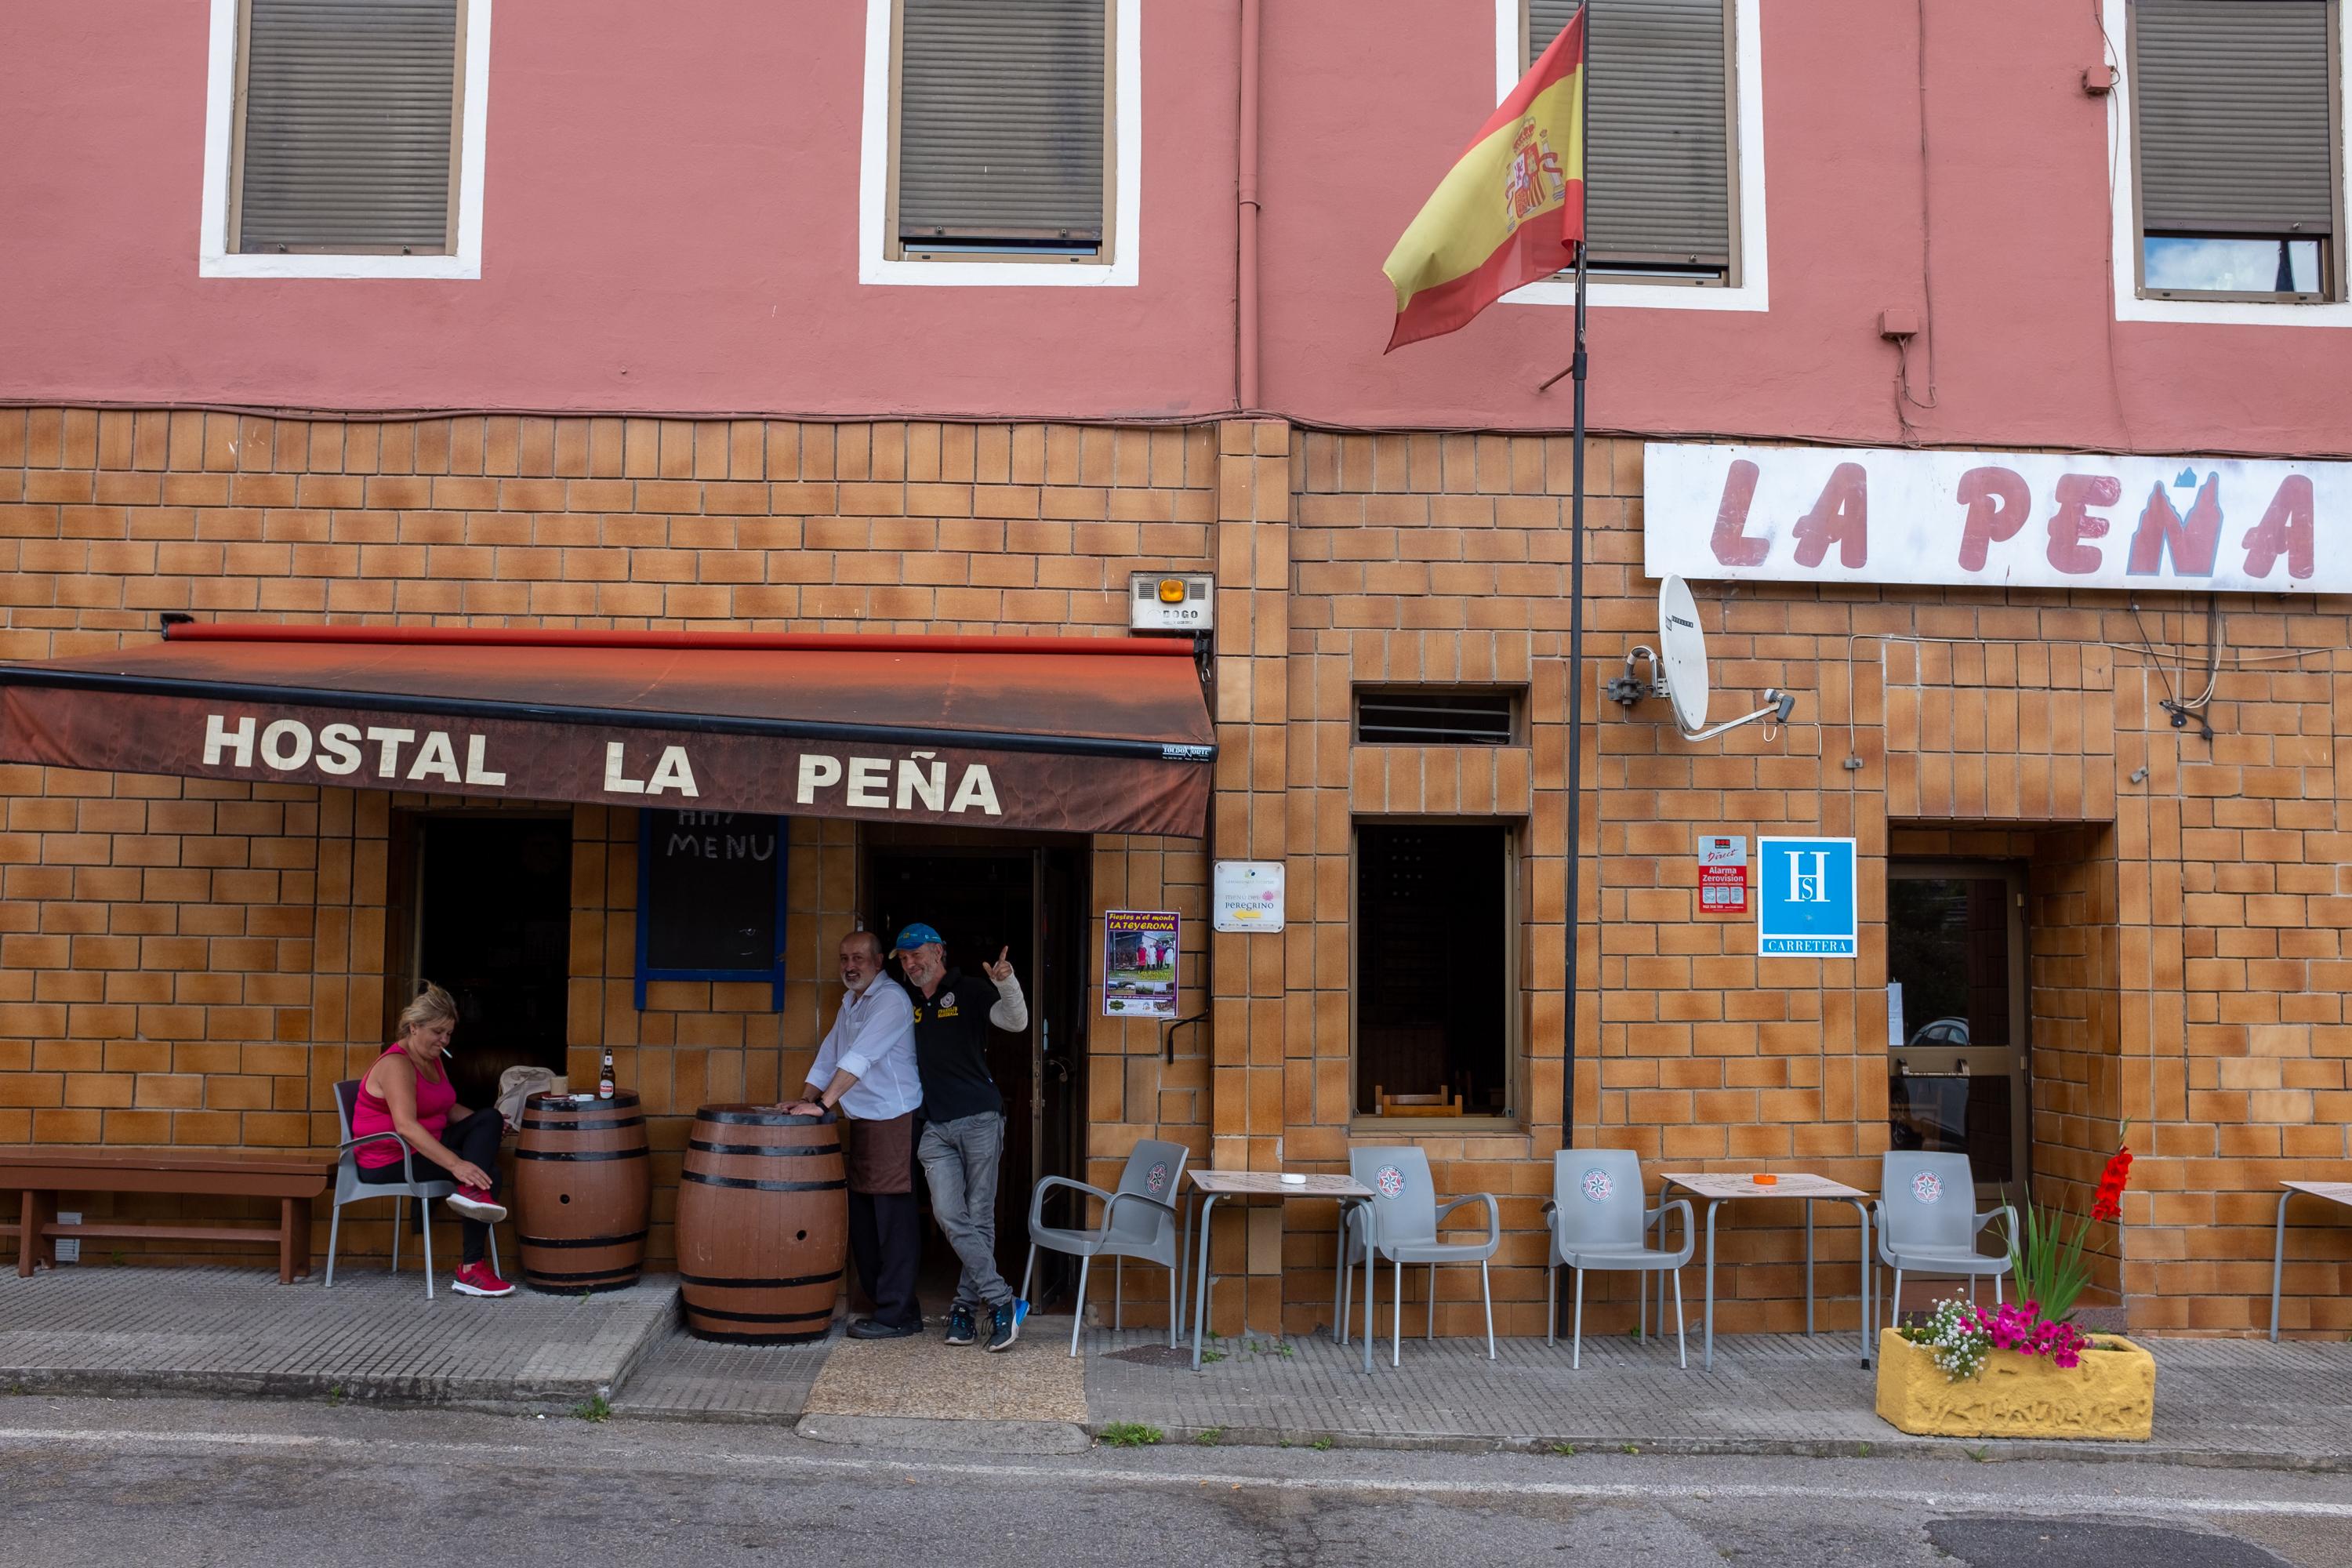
xmin=891 ymin=0 xmax=1115 ymax=263
xmin=2130 ymin=0 xmax=2343 ymax=301
xmin=229 ymin=0 xmax=467 ymax=256
xmin=1526 ymin=0 xmax=1739 ymax=285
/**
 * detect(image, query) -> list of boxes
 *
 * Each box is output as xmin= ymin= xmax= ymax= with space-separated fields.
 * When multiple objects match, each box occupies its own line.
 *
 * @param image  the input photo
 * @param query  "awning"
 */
xmin=0 ymin=624 xmax=1215 ymax=838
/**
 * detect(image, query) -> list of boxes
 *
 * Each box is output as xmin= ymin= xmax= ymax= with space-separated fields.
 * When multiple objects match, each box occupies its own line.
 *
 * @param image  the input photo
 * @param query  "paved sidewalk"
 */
xmin=0 ymin=1265 xmax=674 ymax=1410
xmin=1080 ymin=1326 xmax=2352 ymax=1470
xmin=6 ymin=1265 xmax=2350 ymax=1470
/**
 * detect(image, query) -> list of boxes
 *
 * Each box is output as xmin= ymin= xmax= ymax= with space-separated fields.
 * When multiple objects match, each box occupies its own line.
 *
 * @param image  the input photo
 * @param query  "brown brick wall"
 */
xmin=3 ymin=408 xmax=2348 ymax=1338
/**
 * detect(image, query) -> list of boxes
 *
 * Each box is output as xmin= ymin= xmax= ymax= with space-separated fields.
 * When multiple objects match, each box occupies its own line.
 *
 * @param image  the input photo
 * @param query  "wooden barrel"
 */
xmin=514 ymin=1091 xmax=652 ymax=1293
xmin=676 ymin=1105 xmax=848 ymax=1343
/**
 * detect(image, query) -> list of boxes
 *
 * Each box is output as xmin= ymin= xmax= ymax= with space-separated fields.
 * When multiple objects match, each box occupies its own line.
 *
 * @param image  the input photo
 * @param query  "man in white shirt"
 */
xmin=787 ymin=929 xmax=923 ymax=1339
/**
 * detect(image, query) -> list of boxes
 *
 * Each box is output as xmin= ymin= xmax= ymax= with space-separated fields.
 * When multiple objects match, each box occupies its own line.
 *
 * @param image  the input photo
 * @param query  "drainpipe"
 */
xmin=1236 ymin=0 xmax=1261 ymax=412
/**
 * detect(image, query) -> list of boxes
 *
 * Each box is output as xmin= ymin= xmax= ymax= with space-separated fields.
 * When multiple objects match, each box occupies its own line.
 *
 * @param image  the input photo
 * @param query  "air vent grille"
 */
xmin=1353 ymin=689 xmax=1519 ymax=746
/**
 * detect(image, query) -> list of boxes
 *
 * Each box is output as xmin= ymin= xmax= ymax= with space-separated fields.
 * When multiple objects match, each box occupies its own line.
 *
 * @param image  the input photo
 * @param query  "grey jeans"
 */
xmin=917 ymin=1111 xmax=1014 ymax=1310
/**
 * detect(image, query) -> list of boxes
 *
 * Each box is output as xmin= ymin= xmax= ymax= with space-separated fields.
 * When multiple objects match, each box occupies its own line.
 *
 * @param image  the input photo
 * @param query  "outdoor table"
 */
xmin=2270 ymin=1180 xmax=2352 ymax=1341
xmin=1656 ymin=1171 xmax=1874 ymax=1371
xmin=1181 ymin=1170 xmax=1377 ymax=1375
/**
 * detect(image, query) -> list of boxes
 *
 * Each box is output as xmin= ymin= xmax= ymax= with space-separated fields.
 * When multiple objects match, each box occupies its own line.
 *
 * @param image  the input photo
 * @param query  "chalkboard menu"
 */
xmin=635 ymin=810 xmax=787 ymax=1010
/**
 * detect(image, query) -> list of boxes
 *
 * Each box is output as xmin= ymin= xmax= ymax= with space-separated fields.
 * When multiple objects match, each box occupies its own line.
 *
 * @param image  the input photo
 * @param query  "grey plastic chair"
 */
xmin=1544 ymin=1149 xmax=1696 ymax=1369
xmin=1334 ymin=1145 xmax=1501 ymax=1365
xmin=1874 ymin=1151 xmax=2014 ymax=1326
xmin=1020 ymin=1139 xmax=1189 ymax=1356
xmin=323 ymin=1078 xmax=498 ymax=1301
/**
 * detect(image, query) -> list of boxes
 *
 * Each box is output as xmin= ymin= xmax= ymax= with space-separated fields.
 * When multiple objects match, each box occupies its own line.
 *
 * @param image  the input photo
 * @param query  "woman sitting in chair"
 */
xmin=350 ymin=982 xmax=514 ymax=1298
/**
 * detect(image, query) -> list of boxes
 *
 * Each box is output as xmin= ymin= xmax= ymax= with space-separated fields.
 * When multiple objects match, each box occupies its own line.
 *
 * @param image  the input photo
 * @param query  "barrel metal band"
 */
xmin=687 ymin=1138 xmax=841 ymax=1157
xmin=684 ymin=1305 xmax=836 ymax=1325
xmin=519 ymin=1115 xmax=648 ymax=1131
xmin=517 ymin=1229 xmax=650 ymax=1249
xmin=521 ymin=1265 xmax=641 ymax=1283
xmin=681 ymin=1170 xmax=847 ymax=1192
xmin=697 ymin=1110 xmax=832 ymax=1127
xmin=516 ymin=1147 xmax=651 ymax=1163
xmin=679 ymin=1269 xmax=844 ymax=1289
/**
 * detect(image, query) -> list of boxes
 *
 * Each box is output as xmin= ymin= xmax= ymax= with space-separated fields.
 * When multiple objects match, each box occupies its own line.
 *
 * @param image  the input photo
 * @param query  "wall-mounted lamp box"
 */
xmin=2082 ymin=64 xmax=2115 ymax=95
xmin=1128 ymin=572 xmax=1214 ymax=633
xmin=1878 ymin=309 xmax=1921 ymax=340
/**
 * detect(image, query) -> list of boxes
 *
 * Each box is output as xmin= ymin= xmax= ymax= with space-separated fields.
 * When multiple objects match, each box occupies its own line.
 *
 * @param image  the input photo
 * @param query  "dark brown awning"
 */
xmin=0 ymin=625 xmax=1214 ymax=838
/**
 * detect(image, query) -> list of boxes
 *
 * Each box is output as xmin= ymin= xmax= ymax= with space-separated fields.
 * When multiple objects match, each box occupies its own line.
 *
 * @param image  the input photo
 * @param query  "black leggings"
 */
xmin=357 ymin=1107 xmax=503 ymax=1265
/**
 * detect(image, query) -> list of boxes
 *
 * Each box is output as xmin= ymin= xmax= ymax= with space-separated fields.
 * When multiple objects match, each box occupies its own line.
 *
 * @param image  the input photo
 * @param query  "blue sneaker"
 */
xmin=945 ymin=1305 xmax=978 ymax=1346
xmin=986 ymin=1299 xmax=1020 ymax=1352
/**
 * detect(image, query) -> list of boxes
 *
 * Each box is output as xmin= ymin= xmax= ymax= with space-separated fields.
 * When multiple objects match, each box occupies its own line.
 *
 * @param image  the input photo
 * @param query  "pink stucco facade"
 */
xmin=2 ymin=0 xmax=2347 ymax=455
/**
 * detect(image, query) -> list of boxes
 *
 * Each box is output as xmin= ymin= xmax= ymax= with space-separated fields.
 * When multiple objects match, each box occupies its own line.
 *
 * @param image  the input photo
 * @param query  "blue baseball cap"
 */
xmin=894 ymin=923 xmax=943 ymax=951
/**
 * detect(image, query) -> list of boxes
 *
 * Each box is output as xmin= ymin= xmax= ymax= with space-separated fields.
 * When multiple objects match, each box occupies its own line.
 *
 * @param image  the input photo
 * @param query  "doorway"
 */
xmin=388 ymin=813 xmax=573 ymax=1112
xmin=866 ymin=840 xmax=1089 ymax=1309
xmin=1885 ymin=861 xmax=2029 ymax=1189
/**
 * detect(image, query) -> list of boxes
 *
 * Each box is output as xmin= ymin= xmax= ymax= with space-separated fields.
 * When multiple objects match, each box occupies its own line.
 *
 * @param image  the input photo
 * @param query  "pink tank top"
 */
xmin=352 ymin=1043 xmax=456 ymax=1170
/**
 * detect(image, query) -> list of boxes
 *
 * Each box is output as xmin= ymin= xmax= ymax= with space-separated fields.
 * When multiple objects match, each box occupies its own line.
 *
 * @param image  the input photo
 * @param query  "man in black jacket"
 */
xmin=894 ymin=922 xmax=1029 ymax=1352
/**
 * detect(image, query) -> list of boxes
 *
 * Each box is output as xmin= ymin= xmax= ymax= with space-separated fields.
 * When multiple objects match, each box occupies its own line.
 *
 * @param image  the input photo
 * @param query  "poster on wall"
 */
xmin=1697 ymin=833 xmax=1748 ymax=916
xmin=1103 ymin=909 xmax=1180 ymax=1018
xmin=1756 ymin=837 xmax=1858 ymax=957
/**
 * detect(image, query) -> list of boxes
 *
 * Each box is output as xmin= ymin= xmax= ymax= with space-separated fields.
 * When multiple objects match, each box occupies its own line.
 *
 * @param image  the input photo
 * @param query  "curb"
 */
xmin=1119 ymin=1423 xmax=2352 ymax=1474
xmin=797 ymin=1414 xmax=1092 ymax=1453
xmin=0 ymin=1367 xmax=607 ymax=1414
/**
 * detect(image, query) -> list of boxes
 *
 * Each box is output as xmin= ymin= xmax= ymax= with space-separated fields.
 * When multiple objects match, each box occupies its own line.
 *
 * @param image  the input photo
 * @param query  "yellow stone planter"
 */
xmin=1874 ymin=1327 xmax=2154 ymax=1440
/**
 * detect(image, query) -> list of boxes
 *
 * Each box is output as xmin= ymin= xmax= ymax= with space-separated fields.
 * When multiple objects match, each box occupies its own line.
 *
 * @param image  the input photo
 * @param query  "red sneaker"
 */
xmin=451 ymin=1261 xmax=515 ymax=1298
xmin=445 ymin=1186 xmax=508 ymax=1224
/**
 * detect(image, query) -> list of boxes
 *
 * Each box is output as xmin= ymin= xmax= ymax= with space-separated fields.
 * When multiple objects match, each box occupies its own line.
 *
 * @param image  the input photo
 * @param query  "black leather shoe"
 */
xmin=848 ymin=1317 xmax=921 ymax=1341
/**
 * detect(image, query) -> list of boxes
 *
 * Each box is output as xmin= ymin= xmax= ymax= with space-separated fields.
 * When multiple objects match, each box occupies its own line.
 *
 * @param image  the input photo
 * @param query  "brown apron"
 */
xmin=841 ymin=1111 xmax=915 ymax=1196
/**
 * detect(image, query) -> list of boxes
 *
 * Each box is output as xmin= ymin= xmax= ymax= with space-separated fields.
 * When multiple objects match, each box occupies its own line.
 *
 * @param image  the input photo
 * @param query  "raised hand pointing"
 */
xmin=985 ymin=946 xmax=1015 ymax=983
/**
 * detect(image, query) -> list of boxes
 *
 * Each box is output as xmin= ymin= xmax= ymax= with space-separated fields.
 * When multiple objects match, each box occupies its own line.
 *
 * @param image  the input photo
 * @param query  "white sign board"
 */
xmin=1212 ymin=860 xmax=1286 ymax=932
xmin=1645 ymin=441 xmax=2343 ymax=594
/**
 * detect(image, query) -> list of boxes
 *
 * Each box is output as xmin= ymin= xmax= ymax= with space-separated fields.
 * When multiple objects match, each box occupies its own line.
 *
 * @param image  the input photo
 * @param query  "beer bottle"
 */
xmin=597 ymin=1048 xmax=616 ymax=1100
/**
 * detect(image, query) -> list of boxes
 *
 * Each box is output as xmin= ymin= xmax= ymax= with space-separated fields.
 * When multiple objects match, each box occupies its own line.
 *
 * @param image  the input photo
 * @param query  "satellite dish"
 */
xmin=1658 ymin=576 xmax=1710 ymax=734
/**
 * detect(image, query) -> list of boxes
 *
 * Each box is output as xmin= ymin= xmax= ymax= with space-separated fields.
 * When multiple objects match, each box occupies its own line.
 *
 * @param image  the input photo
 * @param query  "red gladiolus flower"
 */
xmin=2092 ymin=1143 xmax=2132 ymax=1223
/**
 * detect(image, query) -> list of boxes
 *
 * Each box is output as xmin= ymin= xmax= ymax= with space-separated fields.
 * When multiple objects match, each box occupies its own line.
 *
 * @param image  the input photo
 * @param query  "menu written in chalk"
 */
xmin=635 ymin=810 xmax=788 ymax=1010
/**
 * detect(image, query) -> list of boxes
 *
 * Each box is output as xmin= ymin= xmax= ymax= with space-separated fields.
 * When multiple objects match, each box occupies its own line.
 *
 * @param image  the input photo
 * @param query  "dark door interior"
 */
xmin=410 ymin=815 xmax=573 ymax=1111
xmin=869 ymin=844 xmax=1087 ymax=1309
xmin=1886 ymin=862 xmax=2029 ymax=1189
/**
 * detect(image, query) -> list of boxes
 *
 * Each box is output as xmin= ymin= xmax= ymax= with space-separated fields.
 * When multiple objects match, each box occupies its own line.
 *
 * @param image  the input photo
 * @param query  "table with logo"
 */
xmin=1181 ymin=1170 xmax=1377 ymax=1375
xmin=1655 ymin=1171 xmax=1875 ymax=1370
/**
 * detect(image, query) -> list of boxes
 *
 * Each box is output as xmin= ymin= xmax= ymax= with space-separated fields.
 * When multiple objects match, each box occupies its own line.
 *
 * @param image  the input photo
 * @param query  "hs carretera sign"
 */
xmin=1645 ymin=443 xmax=2339 ymax=593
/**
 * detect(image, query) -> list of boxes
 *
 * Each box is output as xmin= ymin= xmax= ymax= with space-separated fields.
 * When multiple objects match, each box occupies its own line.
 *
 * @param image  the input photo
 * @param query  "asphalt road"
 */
xmin=0 ymin=1396 xmax=2347 ymax=1568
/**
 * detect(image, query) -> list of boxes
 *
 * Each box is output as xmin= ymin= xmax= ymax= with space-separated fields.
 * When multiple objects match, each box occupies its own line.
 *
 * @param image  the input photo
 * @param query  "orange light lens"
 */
xmin=1158 ymin=578 xmax=1186 ymax=604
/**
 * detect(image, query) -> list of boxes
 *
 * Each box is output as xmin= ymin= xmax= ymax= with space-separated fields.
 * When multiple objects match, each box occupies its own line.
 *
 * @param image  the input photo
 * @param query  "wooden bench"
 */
xmin=0 ymin=1148 xmax=337 ymax=1283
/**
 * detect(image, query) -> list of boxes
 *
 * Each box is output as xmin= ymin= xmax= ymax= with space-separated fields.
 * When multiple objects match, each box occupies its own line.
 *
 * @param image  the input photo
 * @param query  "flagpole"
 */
xmin=1562 ymin=8 xmax=1590 ymax=1165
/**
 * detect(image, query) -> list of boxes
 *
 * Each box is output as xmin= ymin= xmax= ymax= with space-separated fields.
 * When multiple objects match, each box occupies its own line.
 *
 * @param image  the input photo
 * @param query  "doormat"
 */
xmin=804 ymin=1316 xmax=1086 ymax=1422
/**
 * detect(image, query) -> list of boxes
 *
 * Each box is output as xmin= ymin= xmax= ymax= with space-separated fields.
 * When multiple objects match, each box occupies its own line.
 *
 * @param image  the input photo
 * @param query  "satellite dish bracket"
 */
xmin=1671 ymin=688 xmax=1795 ymax=744
xmin=1610 ymin=647 xmax=1794 ymax=741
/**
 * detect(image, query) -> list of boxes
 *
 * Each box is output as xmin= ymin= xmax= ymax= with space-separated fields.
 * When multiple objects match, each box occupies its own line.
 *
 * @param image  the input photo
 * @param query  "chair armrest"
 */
xmin=1027 ymin=1173 xmax=1114 ymax=1235
xmin=339 ymin=1131 xmax=428 ymax=1186
xmin=1435 ymin=1192 xmax=1502 ymax=1248
xmin=1649 ymin=1196 xmax=1695 ymax=1262
xmin=1976 ymin=1204 xmax=2019 ymax=1251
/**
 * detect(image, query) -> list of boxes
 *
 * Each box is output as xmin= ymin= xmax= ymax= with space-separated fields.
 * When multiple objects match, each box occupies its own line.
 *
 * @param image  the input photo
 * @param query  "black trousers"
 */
xmin=356 ymin=1106 xmax=503 ymax=1265
xmin=848 ymin=1188 xmax=923 ymax=1329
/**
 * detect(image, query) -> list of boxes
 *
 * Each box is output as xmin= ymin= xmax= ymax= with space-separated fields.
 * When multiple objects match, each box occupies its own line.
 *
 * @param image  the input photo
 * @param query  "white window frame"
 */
xmin=1492 ymin=0 xmax=1767 ymax=313
xmin=858 ymin=0 xmax=1141 ymax=287
xmin=2104 ymin=0 xmax=2352 ymax=325
xmin=198 ymin=0 xmax=492 ymax=280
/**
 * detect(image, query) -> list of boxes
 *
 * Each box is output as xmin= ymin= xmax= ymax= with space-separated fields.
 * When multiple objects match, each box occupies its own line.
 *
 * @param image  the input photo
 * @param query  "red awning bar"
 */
xmin=0 ymin=622 xmax=1216 ymax=837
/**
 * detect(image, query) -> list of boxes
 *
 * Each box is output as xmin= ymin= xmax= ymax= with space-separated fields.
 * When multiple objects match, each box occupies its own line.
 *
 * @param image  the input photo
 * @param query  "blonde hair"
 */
xmin=397 ymin=982 xmax=459 ymax=1036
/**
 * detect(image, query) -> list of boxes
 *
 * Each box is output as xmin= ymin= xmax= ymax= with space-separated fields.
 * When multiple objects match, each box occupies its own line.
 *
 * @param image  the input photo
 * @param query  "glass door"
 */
xmin=1885 ymin=862 xmax=2028 ymax=1189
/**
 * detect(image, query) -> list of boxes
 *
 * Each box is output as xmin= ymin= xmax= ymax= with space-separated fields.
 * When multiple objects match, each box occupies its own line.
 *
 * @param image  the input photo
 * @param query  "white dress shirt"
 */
xmin=806 ymin=975 xmax=921 ymax=1120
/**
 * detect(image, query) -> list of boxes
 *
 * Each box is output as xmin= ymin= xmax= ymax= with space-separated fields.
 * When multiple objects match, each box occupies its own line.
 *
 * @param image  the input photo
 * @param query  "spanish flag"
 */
xmin=1381 ymin=9 xmax=1586 ymax=350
